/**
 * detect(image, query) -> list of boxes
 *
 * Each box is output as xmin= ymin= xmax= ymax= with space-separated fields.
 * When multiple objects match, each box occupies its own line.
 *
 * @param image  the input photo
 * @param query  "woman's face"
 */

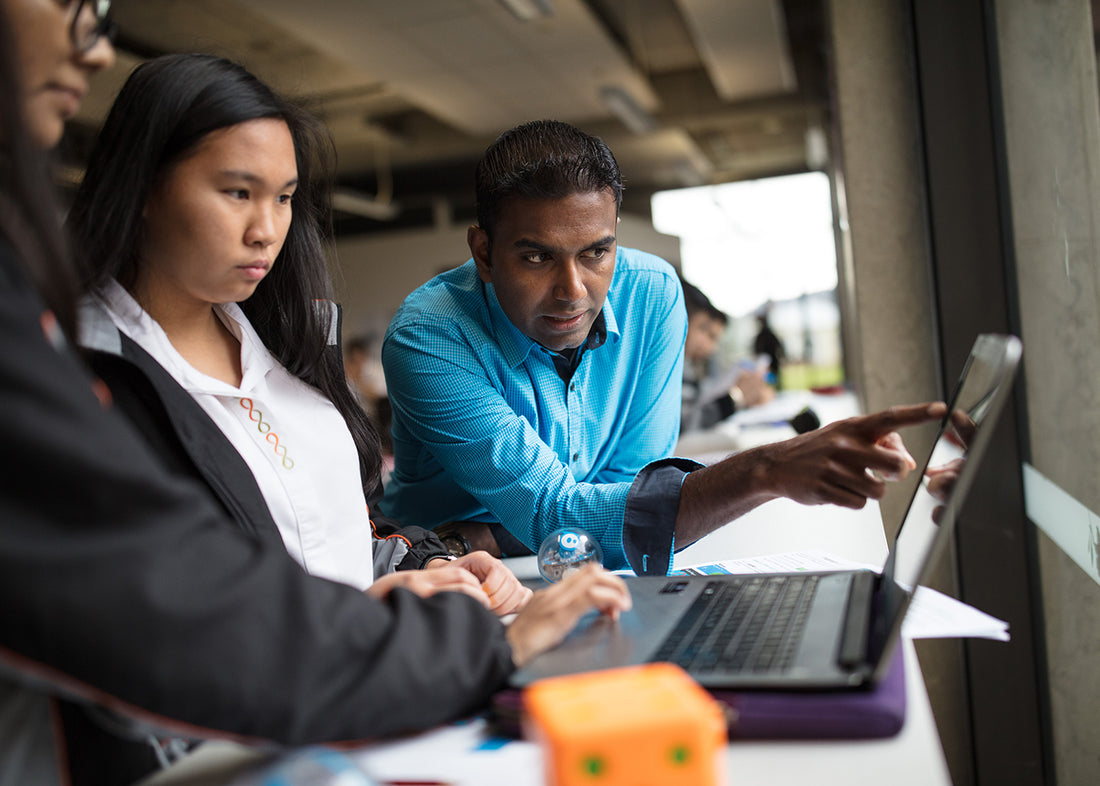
xmin=3 ymin=0 xmax=115 ymax=148
xmin=137 ymin=119 xmax=299 ymax=312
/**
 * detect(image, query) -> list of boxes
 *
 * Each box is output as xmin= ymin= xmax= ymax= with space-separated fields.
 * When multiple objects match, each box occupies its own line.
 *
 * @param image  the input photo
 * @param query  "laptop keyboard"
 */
xmin=654 ymin=575 xmax=820 ymax=674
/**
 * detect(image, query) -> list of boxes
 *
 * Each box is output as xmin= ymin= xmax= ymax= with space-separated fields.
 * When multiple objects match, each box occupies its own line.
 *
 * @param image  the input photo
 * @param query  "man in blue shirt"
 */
xmin=380 ymin=120 xmax=942 ymax=576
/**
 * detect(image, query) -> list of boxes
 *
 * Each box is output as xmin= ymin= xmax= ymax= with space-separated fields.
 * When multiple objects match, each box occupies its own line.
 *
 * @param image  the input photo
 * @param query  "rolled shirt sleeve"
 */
xmin=623 ymin=457 xmax=704 ymax=576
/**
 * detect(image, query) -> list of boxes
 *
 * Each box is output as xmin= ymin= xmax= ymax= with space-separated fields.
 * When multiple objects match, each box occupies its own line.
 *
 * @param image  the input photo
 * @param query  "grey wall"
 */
xmin=826 ymin=3 xmax=971 ymax=783
xmin=994 ymin=1 xmax=1100 ymax=783
xmin=331 ymin=212 xmax=681 ymax=342
xmin=831 ymin=1 xmax=1100 ymax=783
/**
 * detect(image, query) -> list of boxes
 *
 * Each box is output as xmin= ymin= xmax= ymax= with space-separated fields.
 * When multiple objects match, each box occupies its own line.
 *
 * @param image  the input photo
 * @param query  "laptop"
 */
xmin=511 ymin=334 xmax=1022 ymax=691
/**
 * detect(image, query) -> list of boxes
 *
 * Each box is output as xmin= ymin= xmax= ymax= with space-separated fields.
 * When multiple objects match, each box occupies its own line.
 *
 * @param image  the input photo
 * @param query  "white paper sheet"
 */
xmin=352 ymin=718 xmax=540 ymax=786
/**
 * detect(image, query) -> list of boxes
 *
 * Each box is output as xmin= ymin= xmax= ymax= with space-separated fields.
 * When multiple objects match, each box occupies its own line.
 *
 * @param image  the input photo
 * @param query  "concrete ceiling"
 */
xmin=64 ymin=0 xmax=831 ymax=236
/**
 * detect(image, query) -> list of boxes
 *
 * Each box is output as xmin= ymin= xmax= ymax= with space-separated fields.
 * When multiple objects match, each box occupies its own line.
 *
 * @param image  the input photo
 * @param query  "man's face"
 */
xmin=469 ymin=190 xmax=618 ymax=353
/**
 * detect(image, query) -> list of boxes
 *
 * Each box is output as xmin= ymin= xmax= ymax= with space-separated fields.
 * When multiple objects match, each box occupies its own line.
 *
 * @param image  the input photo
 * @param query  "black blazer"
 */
xmin=0 ymin=241 xmax=513 ymax=786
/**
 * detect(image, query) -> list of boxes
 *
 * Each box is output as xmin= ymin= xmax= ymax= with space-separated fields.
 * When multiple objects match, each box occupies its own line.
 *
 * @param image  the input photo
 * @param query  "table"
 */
xmin=142 ymin=649 xmax=948 ymax=786
xmin=142 ymin=389 xmax=952 ymax=785
xmin=142 ymin=495 xmax=950 ymax=786
xmin=344 ymin=644 xmax=947 ymax=786
xmin=355 ymin=388 xmax=948 ymax=785
xmin=487 ymin=505 xmax=949 ymax=786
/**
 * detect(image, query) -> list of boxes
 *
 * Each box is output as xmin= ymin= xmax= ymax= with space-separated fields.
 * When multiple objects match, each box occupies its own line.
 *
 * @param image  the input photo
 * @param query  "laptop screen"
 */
xmin=871 ymin=334 xmax=1022 ymax=664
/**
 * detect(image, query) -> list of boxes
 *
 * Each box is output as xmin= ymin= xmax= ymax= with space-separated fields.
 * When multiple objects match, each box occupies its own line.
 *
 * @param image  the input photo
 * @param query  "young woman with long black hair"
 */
xmin=71 ymin=52 xmax=530 ymax=607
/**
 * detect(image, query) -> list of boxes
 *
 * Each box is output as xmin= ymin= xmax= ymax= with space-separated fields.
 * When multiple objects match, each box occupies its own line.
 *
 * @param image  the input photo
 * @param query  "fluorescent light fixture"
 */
xmin=332 ymin=188 xmax=400 ymax=221
xmin=600 ymin=85 xmax=657 ymax=135
xmin=497 ymin=0 xmax=554 ymax=22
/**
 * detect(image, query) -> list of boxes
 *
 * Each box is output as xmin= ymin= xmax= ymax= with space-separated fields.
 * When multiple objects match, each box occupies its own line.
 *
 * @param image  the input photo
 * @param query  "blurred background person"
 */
xmin=680 ymin=278 xmax=773 ymax=434
xmin=753 ymin=303 xmax=786 ymax=389
xmin=345 ymin=333 xmax=392 ymax=454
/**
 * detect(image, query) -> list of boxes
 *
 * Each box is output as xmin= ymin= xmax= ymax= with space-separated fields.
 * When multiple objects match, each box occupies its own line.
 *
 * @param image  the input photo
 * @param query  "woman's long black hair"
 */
xmin=0 ymin=5 xmax=79 ymax=337
xmin=69 ymin=53 xmax=382 ymax=490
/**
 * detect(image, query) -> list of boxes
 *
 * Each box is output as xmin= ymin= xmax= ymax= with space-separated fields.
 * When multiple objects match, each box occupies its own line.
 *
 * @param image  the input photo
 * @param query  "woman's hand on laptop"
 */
xmin=506 ymin=565 xmax=632 ymax=668
xmin=366 ymin=565 xmax=491 ymax=608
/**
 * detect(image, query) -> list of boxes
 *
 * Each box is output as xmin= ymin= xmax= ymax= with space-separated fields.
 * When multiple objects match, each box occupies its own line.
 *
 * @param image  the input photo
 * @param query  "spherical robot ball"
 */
xmin=537 ymin=527 xmax=604 ymax=583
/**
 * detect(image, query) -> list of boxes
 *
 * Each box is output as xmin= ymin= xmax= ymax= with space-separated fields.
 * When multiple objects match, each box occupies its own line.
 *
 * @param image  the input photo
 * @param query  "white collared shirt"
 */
xmin=98 ymin=281 xmax=374 ymax=590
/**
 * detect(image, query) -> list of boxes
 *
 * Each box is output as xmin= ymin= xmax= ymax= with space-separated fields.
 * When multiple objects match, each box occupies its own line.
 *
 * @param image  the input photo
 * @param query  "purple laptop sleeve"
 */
xmin=709 ymin=645 xmax=907 ymax=740
xmin=488 ymin=646 xmax=906 ymax=741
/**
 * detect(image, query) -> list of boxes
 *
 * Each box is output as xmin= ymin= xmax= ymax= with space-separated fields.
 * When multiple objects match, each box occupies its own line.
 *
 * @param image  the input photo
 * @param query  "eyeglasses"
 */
xmin=69 ymin=0 xmax=117 ymax=54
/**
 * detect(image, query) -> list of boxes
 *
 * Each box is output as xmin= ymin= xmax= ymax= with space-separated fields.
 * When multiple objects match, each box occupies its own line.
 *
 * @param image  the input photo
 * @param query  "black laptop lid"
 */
xmin=870 ymin=334 xmax=1022 ymax=668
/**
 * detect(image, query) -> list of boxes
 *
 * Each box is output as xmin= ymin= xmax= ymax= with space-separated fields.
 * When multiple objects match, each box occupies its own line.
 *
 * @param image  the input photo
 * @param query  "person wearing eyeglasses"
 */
xmin=5 ymin=0 xmax=115 ymax=146
xmin=0 ymin=6 xmax=630 ymax=786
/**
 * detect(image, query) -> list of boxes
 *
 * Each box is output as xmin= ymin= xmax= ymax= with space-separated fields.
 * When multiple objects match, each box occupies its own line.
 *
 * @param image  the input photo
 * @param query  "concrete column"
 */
xmin=826 ymin=3 xmax=940 ymax=441
xmin=994 ymin=1 xmax=1100 ymax=783
xmin=826 ymin=3 xmax=968 ymax=783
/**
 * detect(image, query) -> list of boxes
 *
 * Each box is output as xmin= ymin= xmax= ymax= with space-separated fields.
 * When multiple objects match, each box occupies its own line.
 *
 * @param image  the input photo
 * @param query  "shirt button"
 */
xmin=570 ymin=383 xmax=576 ymax=391
xmin=572 ymin=453 xmax=579 ymax=462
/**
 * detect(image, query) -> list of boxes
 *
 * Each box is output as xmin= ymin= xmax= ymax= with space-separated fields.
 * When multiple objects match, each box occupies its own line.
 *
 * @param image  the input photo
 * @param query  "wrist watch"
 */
xmin=439 ymin=530 xmax=472 ymax=558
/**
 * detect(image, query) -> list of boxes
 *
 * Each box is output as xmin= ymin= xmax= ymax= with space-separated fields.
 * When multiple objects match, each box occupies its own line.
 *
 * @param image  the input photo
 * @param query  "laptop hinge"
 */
xmin=837 ymin=571 xmax=876 ymax=668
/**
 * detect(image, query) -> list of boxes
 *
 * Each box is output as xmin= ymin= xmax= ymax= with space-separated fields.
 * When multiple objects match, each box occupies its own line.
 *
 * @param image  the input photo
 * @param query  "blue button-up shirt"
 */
xmin=380 ymin=247 xmax=696 ymax=573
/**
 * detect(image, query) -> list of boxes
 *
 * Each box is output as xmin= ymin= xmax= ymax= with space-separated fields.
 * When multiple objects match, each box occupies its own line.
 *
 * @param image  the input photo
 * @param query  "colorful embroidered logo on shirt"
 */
xmin=239 ymin=397 xmax=294 ymax=469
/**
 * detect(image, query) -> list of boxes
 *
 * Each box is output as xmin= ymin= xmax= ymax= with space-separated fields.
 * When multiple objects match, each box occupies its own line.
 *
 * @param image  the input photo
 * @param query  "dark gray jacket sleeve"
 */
xmin=0 ymin=245 xmax=514 ymax=745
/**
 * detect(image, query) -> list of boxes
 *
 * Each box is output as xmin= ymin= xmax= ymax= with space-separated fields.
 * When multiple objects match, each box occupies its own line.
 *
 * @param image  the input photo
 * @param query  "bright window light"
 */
xmin=652 ymin=172 xmax=843 ymax=382
xmin=652 ymin=172 xmax=836 ymax=317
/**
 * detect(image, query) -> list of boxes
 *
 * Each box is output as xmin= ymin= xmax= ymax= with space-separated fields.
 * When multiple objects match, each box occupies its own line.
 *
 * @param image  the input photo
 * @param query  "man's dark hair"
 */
xmin=475 ymin=120 xmax=623 ymax=238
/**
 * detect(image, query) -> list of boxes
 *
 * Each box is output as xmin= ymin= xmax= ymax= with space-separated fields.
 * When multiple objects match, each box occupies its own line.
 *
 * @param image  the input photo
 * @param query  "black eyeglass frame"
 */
xmin=69 ymin=0 xmax=117 ymax=54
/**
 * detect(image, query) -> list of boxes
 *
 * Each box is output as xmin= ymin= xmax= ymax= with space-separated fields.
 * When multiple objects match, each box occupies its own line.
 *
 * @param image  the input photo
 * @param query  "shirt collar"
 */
xmin=550 ymin=310 xmax=607 ymax=381
xmin=95 ymin=280 xmax=278 ymax=395
xmin=483 ymin=279 xmax=621 ymax=369
xmin=219 ymin=302 xmax=280 ymax=391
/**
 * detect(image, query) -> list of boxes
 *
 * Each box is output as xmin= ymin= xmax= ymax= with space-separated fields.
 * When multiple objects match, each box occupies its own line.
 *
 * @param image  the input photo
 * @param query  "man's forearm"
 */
xmin=672 ymin=444 xmax=781 ymax=548
xmin=672 ymin=403 xmax=946 ymax=548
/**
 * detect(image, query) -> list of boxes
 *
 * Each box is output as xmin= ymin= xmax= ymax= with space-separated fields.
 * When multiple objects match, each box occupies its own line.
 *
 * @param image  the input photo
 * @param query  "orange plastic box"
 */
xmin=522 ymin=663 xmax=728 ymax=786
